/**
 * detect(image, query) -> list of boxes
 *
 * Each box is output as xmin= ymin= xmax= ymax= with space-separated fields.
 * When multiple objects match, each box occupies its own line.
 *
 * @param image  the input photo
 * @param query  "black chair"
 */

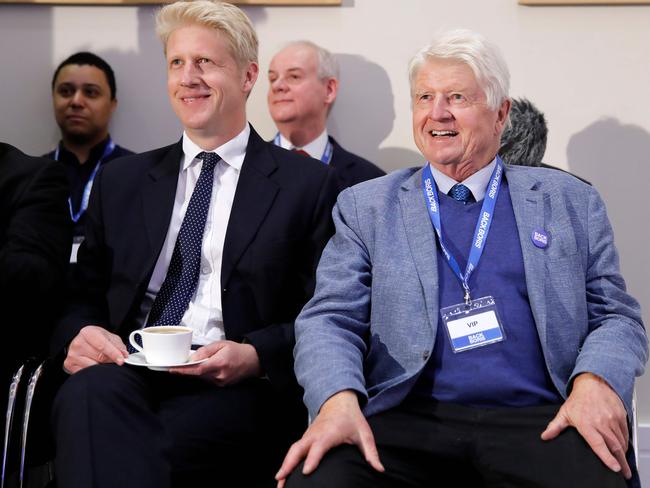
xmin=2 ymin=357 xmax=62 ymax=488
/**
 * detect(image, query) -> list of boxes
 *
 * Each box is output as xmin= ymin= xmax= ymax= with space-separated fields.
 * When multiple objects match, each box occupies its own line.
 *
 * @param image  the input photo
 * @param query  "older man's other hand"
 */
xmin=541 ymin=372 xmax=630 ymax=479
xmin=274 ymin=390 xmax=384 ymax=488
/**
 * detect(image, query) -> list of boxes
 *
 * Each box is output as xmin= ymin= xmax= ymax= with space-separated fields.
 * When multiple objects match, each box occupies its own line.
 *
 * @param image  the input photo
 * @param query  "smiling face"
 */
xmin=52 ymin=64 xmax=116 ymax=145
xmin=166 ymin=23 xmax=258 ymax=148
xmin=411 ymin=58 xmax=510 ymax=180
xmin=267 ymin=44 xmax=336 ymax=136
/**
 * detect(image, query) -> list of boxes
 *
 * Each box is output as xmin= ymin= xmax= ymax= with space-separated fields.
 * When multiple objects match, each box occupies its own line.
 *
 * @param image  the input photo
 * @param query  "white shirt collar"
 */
xmin=181 ymin=124 xmax=250 ymax=171
xmin=427 ymin=157 xmax=497 ymax=202
xmin=278 ymin=129 xmax=329 ymax=160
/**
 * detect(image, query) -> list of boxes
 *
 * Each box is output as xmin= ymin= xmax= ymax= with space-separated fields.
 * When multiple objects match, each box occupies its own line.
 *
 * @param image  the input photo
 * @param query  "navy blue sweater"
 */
xmin=413 ymin=179 xmax=562 ymax=407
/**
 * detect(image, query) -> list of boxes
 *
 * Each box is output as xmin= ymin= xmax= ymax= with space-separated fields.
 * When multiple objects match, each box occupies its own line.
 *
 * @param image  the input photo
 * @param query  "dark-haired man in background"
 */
xmin=45 ymin=52 xmax=133 ymax=250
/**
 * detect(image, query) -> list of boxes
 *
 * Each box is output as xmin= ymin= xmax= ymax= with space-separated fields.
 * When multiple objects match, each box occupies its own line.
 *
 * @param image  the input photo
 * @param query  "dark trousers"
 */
xmin=286 ymin=398 xmax=628 ymax=488
xmin=52 ymin=363 xmax=304 ymax=488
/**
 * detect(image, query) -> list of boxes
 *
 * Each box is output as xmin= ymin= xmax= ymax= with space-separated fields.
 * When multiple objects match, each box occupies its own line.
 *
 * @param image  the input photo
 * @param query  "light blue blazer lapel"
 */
xmin=398 ymin=167 xmax=440 ymax=336
xmin=506 ymin=166 xmax=549 ymax=346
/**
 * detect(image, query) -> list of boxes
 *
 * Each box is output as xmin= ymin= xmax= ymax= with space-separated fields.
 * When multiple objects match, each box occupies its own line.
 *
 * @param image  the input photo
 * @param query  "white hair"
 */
xmin=283 ymin=40 xmax=339 ymax=80
xmin=408 ymin=29 xmax=510 ymax=110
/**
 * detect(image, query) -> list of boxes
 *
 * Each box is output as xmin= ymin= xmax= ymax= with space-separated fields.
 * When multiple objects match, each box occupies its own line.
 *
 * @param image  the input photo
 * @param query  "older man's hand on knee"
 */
xmin=275 ymin=390 xmax=384 ymax=488
xmin=542 ymin=372 xmax=631 ymax=479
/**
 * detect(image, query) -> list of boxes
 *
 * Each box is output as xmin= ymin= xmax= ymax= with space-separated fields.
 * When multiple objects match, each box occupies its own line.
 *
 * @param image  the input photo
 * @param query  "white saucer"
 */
xmin=124 ymin=352 xmax=208 ymax=372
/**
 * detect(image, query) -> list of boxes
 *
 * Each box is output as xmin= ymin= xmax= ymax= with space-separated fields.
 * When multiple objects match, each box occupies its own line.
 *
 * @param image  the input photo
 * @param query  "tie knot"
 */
xmin=197 ymin=151 xmax=221 ymax=171
xmin=448 ymin=184 xmax=474 ymax=204
xmin=291 ymin=148 xmax=310 ymax=158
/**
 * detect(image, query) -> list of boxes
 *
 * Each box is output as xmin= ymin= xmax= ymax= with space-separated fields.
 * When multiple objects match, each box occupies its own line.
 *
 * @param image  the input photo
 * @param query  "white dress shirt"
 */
xmin=137 ymin=125 xmax=250 ymax=345
xmin=277 ymin=129 xmax=329 ymax=160
xmin=428 ymin=157 xmax=497 ymax=202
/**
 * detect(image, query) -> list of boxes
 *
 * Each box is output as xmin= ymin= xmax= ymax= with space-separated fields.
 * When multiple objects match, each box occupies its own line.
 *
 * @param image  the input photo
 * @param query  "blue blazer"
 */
xmin=295 ymin=164 xmax=647 ymax=421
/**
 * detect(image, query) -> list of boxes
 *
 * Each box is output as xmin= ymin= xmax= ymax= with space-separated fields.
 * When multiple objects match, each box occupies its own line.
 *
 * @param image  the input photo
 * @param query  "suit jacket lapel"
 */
xmin=221 ymin=127 xmax=279 ymax=287
xmin=398 ymin=168 xmax=440 ymax=334
xmin=140 ymin=141 xmax=183 ymax=282
xmin=506 ymin=166 xmax=549 ymax=345
xmin=328 ymin=137 xmax=353 ymax=172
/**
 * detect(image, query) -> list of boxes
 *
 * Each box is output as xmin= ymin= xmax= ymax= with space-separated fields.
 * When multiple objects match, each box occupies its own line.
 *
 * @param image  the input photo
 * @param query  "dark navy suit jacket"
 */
xmin=328 ymin=136 xmax=385 ymax=190
xmin=52 ymin=127 xmax=339 ymax=392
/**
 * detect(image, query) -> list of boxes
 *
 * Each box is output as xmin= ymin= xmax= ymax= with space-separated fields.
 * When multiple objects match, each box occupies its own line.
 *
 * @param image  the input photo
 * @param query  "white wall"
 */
xmin=1 ymin=0 xmax=649 ymax=441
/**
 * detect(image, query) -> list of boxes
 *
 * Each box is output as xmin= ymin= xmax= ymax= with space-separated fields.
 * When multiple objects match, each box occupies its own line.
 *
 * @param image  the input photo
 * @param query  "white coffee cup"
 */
xmin=128 ymin=326 xmax=193 ymax=366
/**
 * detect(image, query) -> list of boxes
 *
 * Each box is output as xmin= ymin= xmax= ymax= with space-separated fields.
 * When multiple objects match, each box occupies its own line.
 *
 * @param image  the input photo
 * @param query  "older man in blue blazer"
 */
xmin=277 ymin=29 xmax=647 ymax=488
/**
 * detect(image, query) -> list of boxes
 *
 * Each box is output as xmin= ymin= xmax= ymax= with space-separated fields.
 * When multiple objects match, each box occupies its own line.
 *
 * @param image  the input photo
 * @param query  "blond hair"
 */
xmin=156 ymin=1 xmax=258 ymax=67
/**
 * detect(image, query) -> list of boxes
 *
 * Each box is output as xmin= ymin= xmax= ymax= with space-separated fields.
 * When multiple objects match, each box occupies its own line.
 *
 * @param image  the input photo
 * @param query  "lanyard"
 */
xmin=273 ymin=133 xmax=333 ymax=165
xmin=421 ymin=158 xmax=504 ymax=304
xmin=55 ymin=138 xmax=116 ymax=222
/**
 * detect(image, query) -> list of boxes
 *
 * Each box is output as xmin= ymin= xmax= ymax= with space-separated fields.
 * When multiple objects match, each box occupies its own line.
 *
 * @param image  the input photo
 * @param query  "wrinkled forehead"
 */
xmin=415 ymin=58 xmax=483 ymax=91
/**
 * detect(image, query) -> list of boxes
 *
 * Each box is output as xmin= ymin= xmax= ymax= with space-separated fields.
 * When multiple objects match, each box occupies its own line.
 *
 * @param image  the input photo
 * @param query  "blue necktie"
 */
xmin=448 ymin=183 xmax=475 ymax=204
xmin=146 ymin=151 xmax=220 ymax=328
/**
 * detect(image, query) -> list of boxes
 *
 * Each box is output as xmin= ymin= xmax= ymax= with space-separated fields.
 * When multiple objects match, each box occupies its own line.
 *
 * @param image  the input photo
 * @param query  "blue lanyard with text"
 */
xmin=273 ymin=133 xmax=333 ymax=165
xmin=55 ymin=138 xmax=116 ymax=222
xmin=421 ymin=158 xmax=503 ymax=304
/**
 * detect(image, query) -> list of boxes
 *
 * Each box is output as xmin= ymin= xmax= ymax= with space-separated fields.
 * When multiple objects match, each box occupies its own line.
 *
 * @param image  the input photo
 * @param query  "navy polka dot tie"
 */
xmin=448 ymin=183 xmax=475 ymax=204
xmin=146 ymin=152 xmax=220 ymax=328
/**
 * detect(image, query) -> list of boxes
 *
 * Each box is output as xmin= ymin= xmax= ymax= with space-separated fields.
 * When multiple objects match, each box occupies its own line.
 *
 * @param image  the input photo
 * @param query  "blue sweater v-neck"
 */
xmin=413 ymin=179 xmax=562 ymax=407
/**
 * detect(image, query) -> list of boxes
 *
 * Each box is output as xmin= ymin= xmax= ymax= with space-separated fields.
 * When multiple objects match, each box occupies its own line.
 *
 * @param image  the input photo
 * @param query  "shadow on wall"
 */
xmin=567 ymin=117 xmax=650 ymax=232
xmin=240 ymin=4 xmax=269 ymax=27
xmin=93 ymin=7 xmax=181 ymax=153
xmin=0 ymin=6 xmax=54 ymax=155
xmin=329 ymin=53 xmax=421 ymax=173
xmin=568 ymin=118 xmax=650 ymax=422
xmin=566 ymin=117 xmax=649 ymax=322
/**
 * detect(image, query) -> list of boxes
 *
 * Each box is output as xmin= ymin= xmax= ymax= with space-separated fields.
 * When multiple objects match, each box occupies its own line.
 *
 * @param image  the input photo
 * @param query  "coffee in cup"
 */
xmin=128 ymin=326 xmax=193 ymax=365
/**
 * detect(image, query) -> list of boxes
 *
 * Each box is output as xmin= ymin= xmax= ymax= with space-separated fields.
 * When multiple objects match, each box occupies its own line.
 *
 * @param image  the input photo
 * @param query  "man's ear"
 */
xmin=495 ymin=98 xmax=511 ymax=135
xmin=242 ymin=62 xmax=259 ymax=95
xmin=324 ymin=77 xmax=339 ymax=107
